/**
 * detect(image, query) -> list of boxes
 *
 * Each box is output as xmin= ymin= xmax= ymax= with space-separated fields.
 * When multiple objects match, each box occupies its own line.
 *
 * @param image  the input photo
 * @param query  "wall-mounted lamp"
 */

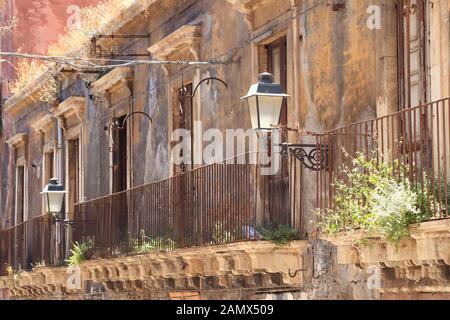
xmin=41 ymin=178 xmax=71 ymax=225
xmin=108 ymin=111 xmax=153 ymax=152
xmin=242 ymin=73 xmax=328 ymax=171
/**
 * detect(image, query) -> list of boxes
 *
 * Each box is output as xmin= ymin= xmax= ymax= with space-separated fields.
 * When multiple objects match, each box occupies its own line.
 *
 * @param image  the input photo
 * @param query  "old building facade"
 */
xmin=0 ymin=0 xmax=450 ymax=300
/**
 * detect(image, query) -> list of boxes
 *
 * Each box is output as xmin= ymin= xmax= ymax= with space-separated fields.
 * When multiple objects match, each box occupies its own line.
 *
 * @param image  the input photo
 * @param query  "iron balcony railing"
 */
xmin=73 ymin=157 xmax=294 ymax=259
xmin=0 ymin=215 xmax=56 ymax=275
xmin=3 ymin=98 xmax=449 ymax=275
xmin=316 ymin=98 xmax=450 ymax=221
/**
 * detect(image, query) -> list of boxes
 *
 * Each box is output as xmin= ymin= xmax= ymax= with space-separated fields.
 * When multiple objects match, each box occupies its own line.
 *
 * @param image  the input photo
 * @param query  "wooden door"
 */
xmin=68 ymin=139 xmax=80 ymax=219
xmin=398 ymin=0 xmax=428 ymax=109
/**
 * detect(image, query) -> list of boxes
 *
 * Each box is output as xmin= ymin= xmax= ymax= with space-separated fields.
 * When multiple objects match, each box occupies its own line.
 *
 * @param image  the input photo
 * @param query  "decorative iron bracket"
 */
xmin=107 ymin=111 xmax=153 ymax=152
xmin=280 ymin=143 xmax=328 ymax=171
xmin=51 ymin=213 xmax=74 ymax=227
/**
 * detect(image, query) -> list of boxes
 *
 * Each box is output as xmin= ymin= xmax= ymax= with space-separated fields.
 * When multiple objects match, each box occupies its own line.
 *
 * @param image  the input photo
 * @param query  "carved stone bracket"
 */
xmin=31 ymin=115 xmax=55 ymax=134
xmin=322 ymin=220 xmax=450 ymax=293
xmin=0 ymin=241 xmax=309 ymax=299
xmin=148 ymin=23 xmax=202 ymax=75
xmin=6 ymin=133 xmax=28 ymax=149
xmin=54 ymin=96 xmax=86 ymax=126
xmin=224 ymin=0 xmax=254 ymax=30
xmin=91 ymin=67 xmax=134 ymax=103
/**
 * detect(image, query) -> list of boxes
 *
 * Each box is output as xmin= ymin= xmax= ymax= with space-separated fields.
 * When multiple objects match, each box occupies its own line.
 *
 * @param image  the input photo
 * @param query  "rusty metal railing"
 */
xmin=0 ymin=215 xmax=55 ymax=275
xmin=73 ymin=156 xmax=293 ymax=259
xmin=316 ymin=98 xmax=450 ymax=221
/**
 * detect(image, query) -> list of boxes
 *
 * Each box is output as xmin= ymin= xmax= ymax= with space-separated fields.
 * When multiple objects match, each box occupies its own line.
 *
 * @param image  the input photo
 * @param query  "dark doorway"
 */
xmin=112 ymin=116 xmax=128 ymax=193
xmin=15 ymin=166 xmax=25 ymax=225
xmin=173 ymin=83 xmax=194 ymax=174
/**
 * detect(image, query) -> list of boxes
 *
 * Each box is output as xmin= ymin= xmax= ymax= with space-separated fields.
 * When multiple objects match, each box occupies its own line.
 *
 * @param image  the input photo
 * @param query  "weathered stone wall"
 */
xmin=82 ymin=0 xmax=393 ymax=200
xmin=2 ymin=218 xmax=450 ymax=300
xmin=2 ymin=0 xmax=401 ymax=212
xmin=1 ymin=0 xmax=450 ymax=237
xmin=1 ymin=0 xmax=450 ymax=300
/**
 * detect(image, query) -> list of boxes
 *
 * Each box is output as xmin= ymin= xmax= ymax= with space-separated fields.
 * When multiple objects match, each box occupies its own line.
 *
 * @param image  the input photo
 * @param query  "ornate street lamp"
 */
xmin=41 ymin=178 xmax=69 ymax=264
xmin=41 ymin=178 xmax=67 ymax=220
xmin=242 ymin=72 xmax=328 ymax=171
xmin=241 ymin=72 xmax=289 ymax=131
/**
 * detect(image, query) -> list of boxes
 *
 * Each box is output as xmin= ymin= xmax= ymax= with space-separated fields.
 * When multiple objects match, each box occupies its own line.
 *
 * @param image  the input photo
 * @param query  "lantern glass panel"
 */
xmin=257 ymin=95 xmax=283 ymax=130
xmin=44 ymin=192 xmax=65 ymax=214
xmin=247 ymin=96 xmax=259 ymax=130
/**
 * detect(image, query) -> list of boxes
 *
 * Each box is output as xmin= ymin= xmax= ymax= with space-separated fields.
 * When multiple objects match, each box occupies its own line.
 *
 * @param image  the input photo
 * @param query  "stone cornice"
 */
xmin=91 ymin=67 xmax=134 ymax=95
xmin=31 ymin=114 xmax=55 ymax=134
xmin=54 ymin=97 xmax=86 ymax=123
xmin=148 ymin=24 xmax=202 ymax=61
xmin=224 ymin=0 xmax=274 ymax=30
xmin=3 ymin=72 xmax=53 ymax=116
xmin=6 ymin=133 xmax=27 ymax=149
xmin=225 ymin=0 xmax=254 ymax=12
xmin=320 ymin=220 xmax=450 ymax=294
xmin=322 ymin=220 xmax=450 ymax=267
xmin=0 ymin=241 xmax=308 ymax=299
xmin=96 ymin=0 xmax=157 ymax=40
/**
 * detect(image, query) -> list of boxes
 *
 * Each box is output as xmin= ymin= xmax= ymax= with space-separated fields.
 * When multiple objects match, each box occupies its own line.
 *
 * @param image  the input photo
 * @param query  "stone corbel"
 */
xmin=54 ymin=96 xmax=86 ymax=125
xmin=31 ymin=114 xmax=55 ymax=135
xmin=224 ymin=0 xmax=255 ymax=30
xmin=148 ymin=24 xmax=202 ymax=75
xmin=91 ymin=67 xmax=134 ymax=99
xmin=6 ymin=133 xmax=28 ymax=149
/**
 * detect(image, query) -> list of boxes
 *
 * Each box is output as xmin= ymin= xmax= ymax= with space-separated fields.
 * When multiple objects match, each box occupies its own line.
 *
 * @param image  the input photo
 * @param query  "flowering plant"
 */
xmin=318 ymin=153 xmax=437 ymax=245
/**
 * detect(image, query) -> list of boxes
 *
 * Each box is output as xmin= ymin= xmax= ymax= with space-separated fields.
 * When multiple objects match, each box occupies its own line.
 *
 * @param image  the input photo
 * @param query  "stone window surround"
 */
xmin=31 ymin=114 xmax=56 ymax=158
xmin=91 ymin=67 xmax=134 ymax=102
xmin=64 ymin=125 xmax=84 ymax=212
xmin=167 ymin=73 xmax=202 ymax=176
xmin=54 ymin=96 xmax=86 ymax=126
xmin=147 ymin=23 xmax=202 ymax=76
xmin=91 ymin=68 xmax=134 ymax=193
xmin=6 ymin=133 xmax=29 ymax=225
xmin=54 ymin=96 xmax=86 ymax=209
xmin=31 ymin=114 xmax=57 ymax=216
xmin=147 ymin=22 xmax=205 ymax=175
xmin=224 ymin=0 xmax=284 ymax=31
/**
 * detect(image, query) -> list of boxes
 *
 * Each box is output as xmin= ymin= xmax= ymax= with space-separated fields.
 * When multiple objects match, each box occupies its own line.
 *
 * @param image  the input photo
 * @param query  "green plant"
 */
xmin=256 ymin=224 xmax=298 ymax=246
xmin=66 ymin=241 xmax=92 ymax=266
xmin=430 ymin=178 xmax=450 ymax=215
xmin=211 ymin=223 xmax=234 ymax=244
xmin=6 ymin=266 xmax=13 ymax=277
xmin=130 ymin=230 xmax=176 ymax=254
xmin=6 ymin=265 xmax=25 ymax=278
xmin=318 ymin=153 xmax=439 ymax=246
xmin=31 ymin=261 xmax=47 ymax=270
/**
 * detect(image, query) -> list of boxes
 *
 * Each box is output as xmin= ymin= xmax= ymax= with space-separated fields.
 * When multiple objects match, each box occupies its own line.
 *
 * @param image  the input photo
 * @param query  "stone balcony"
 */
xmin=322 ymin=219 xmax=450 ymax=295
xmin=0 ymin=241 xmax=309 ymax=300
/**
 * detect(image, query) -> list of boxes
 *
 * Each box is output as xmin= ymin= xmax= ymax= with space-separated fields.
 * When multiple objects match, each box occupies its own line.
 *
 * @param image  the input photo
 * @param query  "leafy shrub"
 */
xmin=130 ymin=230 xmax=176 ymax=254
xmin=211 ymin=224 xmax=234 ymax=244
xmin=318 ymin=154 xmax=439 ymax=246
xmin=257 ymin=224 xmax=298 ymax=246
xmin=66 ymin=241 xmax=92 ymax=266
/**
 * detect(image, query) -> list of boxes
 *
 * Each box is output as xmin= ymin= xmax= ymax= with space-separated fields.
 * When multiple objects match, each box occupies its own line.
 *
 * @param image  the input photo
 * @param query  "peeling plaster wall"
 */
xmin=123 ymin=0 xmax=383 ymax=190
xmin=1 ymin=102 xmax=56 ymax=225
xmin=298 ymin=0 xmax=378 ymax=133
